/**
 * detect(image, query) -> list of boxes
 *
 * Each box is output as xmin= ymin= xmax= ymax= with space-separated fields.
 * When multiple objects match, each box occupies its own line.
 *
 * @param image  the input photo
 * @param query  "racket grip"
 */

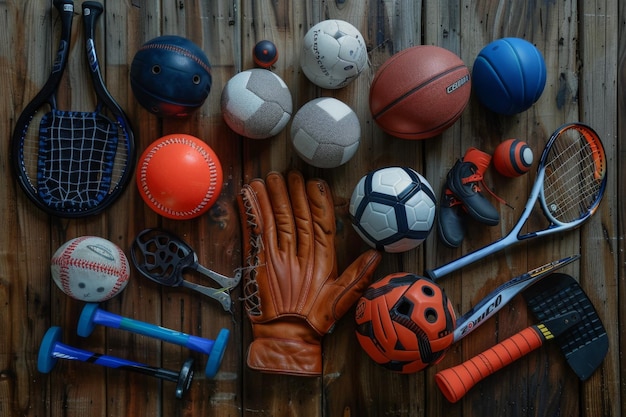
xmin=435 ymin=326 xmax=544 ymax=403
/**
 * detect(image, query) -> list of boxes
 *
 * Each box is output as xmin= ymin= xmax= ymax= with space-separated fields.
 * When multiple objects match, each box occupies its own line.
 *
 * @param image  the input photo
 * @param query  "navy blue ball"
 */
xmin=253 ymin=40 xmax=278 ymax=68
xmin=130 ymin=35 xmax=212 ymax=118
xmin=472 ymin=38 xmax=546 ymax=115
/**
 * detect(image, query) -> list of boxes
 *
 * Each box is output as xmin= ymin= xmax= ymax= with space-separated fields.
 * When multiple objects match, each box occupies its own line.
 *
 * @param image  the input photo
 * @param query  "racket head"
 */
xmin=81 ymin=1 xmax=136 ymax=213
xmin=10 ymin=0 xmax=75 ymax=215
xmin=538 ymin=123 xmax=607 ymax=227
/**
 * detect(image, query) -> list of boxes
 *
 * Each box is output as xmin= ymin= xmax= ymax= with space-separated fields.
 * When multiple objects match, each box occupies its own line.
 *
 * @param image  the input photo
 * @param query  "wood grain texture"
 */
xmin=0 ymin=0 xmax=622 ymax=416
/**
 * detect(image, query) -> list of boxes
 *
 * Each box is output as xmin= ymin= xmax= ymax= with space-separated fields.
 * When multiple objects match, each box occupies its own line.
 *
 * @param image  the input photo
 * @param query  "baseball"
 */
xmin=51 ymin=236 xmax=130 ymax=302
xmin=136 ymin=134 xmax=224 ymax=220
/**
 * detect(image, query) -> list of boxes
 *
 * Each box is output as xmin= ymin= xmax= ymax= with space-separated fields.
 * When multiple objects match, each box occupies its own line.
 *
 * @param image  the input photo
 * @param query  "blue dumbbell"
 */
xmin=77 ymin=303 xmax=229 ymax=378
xmin=38 ymin=326 xmax=194 ymax=399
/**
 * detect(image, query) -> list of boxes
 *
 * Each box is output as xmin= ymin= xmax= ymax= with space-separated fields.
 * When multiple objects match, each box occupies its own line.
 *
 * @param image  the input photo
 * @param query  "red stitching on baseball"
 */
xmin=52 ymin=237 xmax=129 ymax=299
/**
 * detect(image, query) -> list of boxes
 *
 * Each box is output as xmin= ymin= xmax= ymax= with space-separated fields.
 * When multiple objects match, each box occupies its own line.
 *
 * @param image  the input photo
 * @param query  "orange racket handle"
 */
xmin=435 ymin=326 xmax=544 ymax=403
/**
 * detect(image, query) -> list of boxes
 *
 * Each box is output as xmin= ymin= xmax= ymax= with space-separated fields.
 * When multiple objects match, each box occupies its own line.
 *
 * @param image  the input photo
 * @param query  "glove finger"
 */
xmin=333 ymin=249 xmax=381 ymax=319
xmin=303 ymin=176 xmax=337 ymax=282
xmin=305 ymin=176 xmax=336 ymax=254
xmin=265 ymin=171 xmax=296 ymax=255
xmin=244 ymin=177 xmax=281 ymax=250
xmin=310 ymin=249 xmax=382 ymax=333
xmin=238 ymin=182 xmax=263 ymax=237
xmin=286 ymin=171 xmax=315 ymax=260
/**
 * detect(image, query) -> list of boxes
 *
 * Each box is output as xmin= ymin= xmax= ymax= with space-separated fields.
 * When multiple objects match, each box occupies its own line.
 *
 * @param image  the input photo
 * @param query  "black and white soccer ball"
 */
xmin=300 ymin=19 xmax=368 ymax=89
xmin=349 ymin=167 xmax=437 ymax=253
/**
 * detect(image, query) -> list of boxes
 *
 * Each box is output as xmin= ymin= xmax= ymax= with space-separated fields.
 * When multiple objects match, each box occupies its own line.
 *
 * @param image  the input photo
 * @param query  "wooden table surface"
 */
xmin=0 ymin=1 xmax=622 ymax=416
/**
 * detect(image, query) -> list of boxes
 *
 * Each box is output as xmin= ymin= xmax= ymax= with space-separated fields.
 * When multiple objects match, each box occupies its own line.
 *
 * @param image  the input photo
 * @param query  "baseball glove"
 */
xmin=237 ymin=170 xmax=381 ymax=376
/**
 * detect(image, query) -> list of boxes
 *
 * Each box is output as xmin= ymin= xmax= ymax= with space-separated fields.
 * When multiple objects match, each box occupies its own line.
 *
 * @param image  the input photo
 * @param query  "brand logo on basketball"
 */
xmin=446 ymin=74 xmax=470 ymax=94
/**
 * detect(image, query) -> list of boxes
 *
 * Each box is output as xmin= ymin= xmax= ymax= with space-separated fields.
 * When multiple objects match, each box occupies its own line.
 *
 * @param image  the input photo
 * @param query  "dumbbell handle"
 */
xmin=38 ymin=326 xmax=193 ymax=399
xmin=52 ymin=339 xmax=182 ymax=381
xmin=78 ymin=303 xmax=214 ymax=355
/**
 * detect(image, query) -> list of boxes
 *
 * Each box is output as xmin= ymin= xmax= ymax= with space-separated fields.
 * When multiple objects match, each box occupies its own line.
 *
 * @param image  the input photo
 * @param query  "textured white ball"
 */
xmin=301 ymin=19 xmax=367 ymax=89
xmin=51 ymin=236 xmax=130 ymax=302
xmin=221 ymin=69 xmax=293 ymax=139
xmin=290 ymin=98 xmax=360 ymax=168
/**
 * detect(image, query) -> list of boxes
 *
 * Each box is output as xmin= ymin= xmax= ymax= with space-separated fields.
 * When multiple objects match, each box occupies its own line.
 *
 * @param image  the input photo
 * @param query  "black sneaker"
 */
xmin=437 ymin=187 xmax=466 ymax=248
xmin=446 ymin=160 xmax=500 ymax=226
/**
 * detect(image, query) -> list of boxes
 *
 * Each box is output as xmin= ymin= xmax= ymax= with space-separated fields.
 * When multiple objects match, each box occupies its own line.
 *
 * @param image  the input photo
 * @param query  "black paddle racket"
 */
xmin=11 ymin=0 xmax=135 ymax=218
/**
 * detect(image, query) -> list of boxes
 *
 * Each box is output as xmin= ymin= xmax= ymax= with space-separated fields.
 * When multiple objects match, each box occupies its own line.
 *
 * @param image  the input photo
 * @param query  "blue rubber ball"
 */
xmin=472 ymin=38 xmax=546 ymax=115
xmin=253 ymin=40 xmax=278 ymax=68
xmin=130 ymin=35 xmax=212 ymax=118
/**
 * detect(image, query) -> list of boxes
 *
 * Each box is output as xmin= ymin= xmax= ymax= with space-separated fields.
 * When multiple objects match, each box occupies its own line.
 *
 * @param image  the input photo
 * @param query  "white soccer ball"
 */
xmin=51 ymin=236 xmax=130 ymax=302
xmin=349 ymin=167 xmax=437 ymax=253
xmin=221 ymin=69 xmax=293 ymax=139
xmin=301 ymin=19 xmax=368 ymax=89
xmin=290 ymin=97 xmax=360 ymax=168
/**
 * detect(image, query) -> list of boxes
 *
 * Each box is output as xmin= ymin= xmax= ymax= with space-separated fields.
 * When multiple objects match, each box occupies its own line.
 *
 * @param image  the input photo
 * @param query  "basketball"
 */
xmin=253 ymin=40 xmax=278 ymax=68
xmin=472 ymin=38 xmax=546 ymax=115
xmin=493 ymin=138 xmax=534 ymax=177
xmin=130 ymin=35 xmax=212 ymax=118
xmin=369 ymin=45 xmax=471 ymax=140
xmin=136 ymin=134 xmax=223 ymax=220
xmin=221 ymin=69 xmax=293 ymax=139
xmin=290 ymin=97 xmax=360 ymax=168
xmin=51 ymin=236 xmax=130 ymax=302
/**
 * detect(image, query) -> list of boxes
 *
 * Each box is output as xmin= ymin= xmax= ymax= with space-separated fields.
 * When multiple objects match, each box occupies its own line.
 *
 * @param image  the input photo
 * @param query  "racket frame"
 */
xmin=10 ymin=0 xmax=75 ymax=214
xmin=79 ymin=1 xmax=135 ymax=212
xmin=450 ymin=254 xmax=579 ymax=343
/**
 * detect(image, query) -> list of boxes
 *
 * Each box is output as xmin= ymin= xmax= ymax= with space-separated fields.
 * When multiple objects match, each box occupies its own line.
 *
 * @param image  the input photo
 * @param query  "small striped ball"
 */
xmin=493 ymin=139 xmax=534 ymax=177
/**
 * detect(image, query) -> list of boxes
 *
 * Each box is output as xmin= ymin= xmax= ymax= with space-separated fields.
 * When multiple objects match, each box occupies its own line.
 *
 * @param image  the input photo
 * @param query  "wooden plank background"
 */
xmin=0 ymin=0 xmax=622 ymax=416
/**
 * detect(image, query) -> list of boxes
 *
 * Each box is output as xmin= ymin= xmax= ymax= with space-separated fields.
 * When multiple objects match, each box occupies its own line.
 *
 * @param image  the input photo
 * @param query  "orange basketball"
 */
xmin=136 ymin=134 xmax=223 ymax=220
xmin=369 ymin=45 xmax=471 ymax=140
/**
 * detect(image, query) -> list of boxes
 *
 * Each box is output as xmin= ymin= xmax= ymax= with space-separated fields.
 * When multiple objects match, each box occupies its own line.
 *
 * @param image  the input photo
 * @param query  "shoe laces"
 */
xmin=462 ymin=165 xmax=513 ymax=209
xmin=443 ymin=188 xmax=464 ymax=208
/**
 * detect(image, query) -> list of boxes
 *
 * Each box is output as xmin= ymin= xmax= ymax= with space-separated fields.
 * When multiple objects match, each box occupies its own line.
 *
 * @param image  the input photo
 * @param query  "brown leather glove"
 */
xmin=238 ymin=170 xmax=381 ymax=376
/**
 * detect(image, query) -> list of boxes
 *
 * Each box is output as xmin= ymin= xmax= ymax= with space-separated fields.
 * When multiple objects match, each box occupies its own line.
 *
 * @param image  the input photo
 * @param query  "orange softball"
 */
xmin=136 ymin=134 xmax=223 ymax=220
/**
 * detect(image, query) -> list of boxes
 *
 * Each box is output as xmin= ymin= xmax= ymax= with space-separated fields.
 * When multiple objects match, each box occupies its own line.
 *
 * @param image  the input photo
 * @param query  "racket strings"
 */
xmin=542 ymin=132 xmax=604 ymax=223
xmin=37 ymin=110 xmax=118 ymax=211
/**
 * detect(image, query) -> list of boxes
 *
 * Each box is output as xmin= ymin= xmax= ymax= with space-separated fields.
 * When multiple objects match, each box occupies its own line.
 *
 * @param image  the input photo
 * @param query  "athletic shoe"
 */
xmin=446 ymin=155 xmax=500 ymax=226
xmin=437 ymin=186 xmax=466 ymax=248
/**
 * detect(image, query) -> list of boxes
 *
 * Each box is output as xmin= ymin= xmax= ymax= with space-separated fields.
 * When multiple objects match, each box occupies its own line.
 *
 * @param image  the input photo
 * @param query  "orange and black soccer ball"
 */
xmin=355 ymin=273 xmax=456 ymax=373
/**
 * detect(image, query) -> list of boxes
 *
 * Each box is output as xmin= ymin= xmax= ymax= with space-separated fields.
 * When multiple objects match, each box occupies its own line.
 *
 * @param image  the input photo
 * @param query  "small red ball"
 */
xmin=493 ymin=138 xmax=534 ymax=177
xmin=253 ymin=40 xmax=278 ymax=68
